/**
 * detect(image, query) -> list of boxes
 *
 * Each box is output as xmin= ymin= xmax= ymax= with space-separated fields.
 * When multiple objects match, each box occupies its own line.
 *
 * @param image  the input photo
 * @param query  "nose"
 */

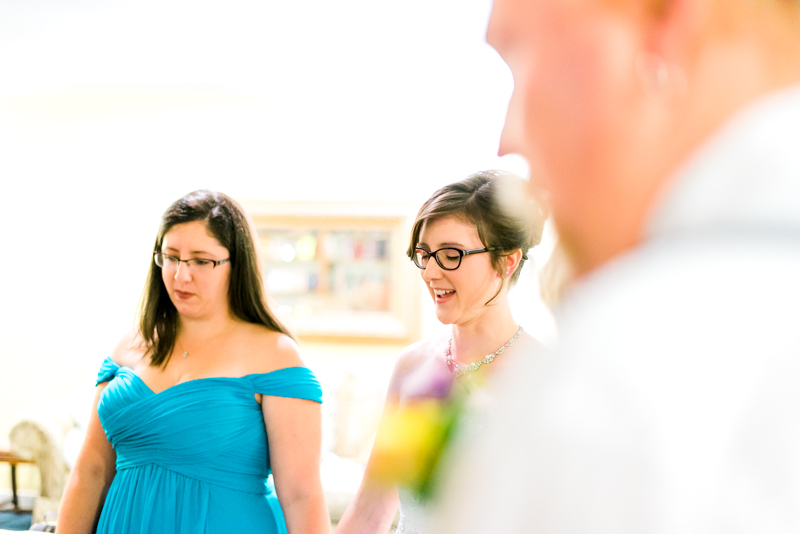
xmin=174 ymin=261 xmax=192 ymax=282
xmin=498 ymin=113 xmax=522 ymax=158
xmin=498 ymin=83 xmax=526 ymax=158
xmin=421 ymin=259 xmax=443 ymax=283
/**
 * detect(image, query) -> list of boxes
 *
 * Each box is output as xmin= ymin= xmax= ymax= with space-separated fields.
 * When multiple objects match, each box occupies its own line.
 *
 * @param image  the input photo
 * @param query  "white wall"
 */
xmin=0 ymin=0 xmax=555 ymax=462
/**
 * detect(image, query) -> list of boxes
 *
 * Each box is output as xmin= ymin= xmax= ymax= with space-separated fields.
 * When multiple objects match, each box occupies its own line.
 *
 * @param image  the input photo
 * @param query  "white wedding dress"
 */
xmin=396 ymin=488 xmax=435 ymax=534
xmin=393 ymin=334 xmax=538 ymax=534
xmin=394 ymin=381 xmax=498 ymax=534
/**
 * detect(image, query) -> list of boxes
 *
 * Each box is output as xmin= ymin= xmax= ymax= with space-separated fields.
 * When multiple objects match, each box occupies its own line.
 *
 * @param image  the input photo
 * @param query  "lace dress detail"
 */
xmin=396 ymin=487 xmax=434 ymax=534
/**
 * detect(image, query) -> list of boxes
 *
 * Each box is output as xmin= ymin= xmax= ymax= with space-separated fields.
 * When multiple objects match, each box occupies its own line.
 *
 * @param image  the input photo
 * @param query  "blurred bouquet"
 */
xmin=369 ymin=359 xmax=476 ymax=501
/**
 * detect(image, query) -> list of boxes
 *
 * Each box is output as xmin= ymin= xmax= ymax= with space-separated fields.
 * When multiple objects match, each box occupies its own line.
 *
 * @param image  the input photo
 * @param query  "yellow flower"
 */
xmin=370 ymin=397 xmax=462 ymax=498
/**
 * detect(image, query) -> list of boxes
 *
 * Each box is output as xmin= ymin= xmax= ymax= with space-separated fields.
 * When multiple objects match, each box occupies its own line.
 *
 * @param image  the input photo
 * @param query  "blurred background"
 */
xmin=0 ymin=0 xmax=556 ymax=521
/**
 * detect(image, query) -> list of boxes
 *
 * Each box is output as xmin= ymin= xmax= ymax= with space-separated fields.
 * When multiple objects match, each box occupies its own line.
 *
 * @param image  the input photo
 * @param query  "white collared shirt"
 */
xmin=438 ymin=85 xmax=800 ymax=534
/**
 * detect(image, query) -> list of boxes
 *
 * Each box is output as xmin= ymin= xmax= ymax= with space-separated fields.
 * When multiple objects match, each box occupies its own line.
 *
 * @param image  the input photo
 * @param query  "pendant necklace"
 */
xmin=177 ymin=338 xmax=189 ymax=358
xmin=445 ymin=326 xmax=523 ymax=378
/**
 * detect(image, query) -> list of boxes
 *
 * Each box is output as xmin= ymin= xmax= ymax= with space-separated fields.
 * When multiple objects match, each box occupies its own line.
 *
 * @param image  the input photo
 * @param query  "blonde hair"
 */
xmin=539 ymin=241 xmax=574 ymax=309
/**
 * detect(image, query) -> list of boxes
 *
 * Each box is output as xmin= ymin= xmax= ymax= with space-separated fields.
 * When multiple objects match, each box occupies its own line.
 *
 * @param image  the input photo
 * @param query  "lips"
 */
xmin=174 ymin=290 xmax=194 ymax=300
xmin=432 ymin=288 xmax=455 ymax=303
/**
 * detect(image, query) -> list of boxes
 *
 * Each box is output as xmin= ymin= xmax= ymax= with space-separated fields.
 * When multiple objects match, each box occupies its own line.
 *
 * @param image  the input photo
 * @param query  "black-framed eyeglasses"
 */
xmin=154 ymin=252 xmax=230 ymax=272
xmin=412 ymin=247 xmax=496 ymax=271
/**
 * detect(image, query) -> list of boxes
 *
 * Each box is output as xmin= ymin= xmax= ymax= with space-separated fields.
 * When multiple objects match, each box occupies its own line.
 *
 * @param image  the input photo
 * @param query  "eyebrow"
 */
xmin=417 ymin=242 xmax=466 ymax=249
xmin=163 ymin=247 xmax=213 ymax=255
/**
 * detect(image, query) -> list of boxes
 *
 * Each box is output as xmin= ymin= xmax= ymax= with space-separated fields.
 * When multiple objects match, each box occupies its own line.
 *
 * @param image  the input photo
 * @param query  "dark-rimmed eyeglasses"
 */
xmin=412 ymin=247 xmax=495 ymax=271
xmin=154 ymin=252 xmax=230 ymax=272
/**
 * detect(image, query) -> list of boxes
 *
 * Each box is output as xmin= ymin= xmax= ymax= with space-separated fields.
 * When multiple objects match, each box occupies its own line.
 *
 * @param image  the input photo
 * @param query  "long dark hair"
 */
xmin=138 ymin=189 xmax=292 ymax=367
xmin=407 ymin=170 xmax=545 ymax=304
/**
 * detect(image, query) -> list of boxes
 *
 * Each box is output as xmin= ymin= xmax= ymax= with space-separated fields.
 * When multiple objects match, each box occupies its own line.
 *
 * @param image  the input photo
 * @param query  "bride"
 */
xmin=335 ymin=170 xmax=545 ymax=534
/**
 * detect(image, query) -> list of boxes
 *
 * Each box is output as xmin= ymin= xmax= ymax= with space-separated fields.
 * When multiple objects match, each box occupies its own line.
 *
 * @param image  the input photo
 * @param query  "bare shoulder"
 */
xmin=239 ymin=323 xmax=304 ymax=374
xmin=387 ymin=336 xmax=449 ymax=390
xmin=110 ymin=329 xmax=148 ymax=369
xmin=394 ymin=337 xmax=444 ymax=372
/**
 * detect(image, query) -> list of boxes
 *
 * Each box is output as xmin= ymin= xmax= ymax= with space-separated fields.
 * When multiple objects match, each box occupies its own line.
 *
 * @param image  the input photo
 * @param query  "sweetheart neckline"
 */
xmin=106 ymin=359 xmax=309 ymax=397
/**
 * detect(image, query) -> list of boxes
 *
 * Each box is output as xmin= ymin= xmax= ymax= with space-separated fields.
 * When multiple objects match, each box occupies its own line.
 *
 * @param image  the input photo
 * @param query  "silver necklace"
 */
xmin=445 ymin=326 xmax=523 ymax=378
xmin=177 ymin=338 xmax=189 ymax=358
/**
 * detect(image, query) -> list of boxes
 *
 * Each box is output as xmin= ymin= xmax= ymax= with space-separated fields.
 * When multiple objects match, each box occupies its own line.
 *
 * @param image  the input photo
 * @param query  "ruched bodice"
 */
xmin=94 ymin=357 xmax=322 ymax=534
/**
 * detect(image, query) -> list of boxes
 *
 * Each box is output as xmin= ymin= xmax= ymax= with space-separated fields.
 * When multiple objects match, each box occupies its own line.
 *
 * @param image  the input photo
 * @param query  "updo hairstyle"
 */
xmin=407 ymin=170 xmax=546 ymax=303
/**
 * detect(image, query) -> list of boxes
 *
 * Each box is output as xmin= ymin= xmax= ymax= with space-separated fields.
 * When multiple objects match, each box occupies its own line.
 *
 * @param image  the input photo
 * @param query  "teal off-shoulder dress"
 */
xmin=94 ymin=356 xmax=323 ymax=533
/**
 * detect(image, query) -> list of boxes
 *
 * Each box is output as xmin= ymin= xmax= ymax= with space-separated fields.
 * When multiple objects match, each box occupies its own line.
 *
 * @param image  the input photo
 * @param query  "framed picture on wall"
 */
xmin=243 ymin=200 xmax=421 ymax=344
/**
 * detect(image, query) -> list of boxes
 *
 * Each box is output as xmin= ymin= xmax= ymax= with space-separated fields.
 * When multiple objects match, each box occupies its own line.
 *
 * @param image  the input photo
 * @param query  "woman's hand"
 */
xmin=333 ymin=457 xmax=399 ymax=534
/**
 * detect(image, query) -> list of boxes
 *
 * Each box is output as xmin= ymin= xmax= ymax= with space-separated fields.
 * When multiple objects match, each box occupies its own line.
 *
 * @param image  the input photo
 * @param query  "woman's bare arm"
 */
xmin=334 ymin=420 xmax=400 ymax=534
xmin=335 ymin=343 xmax=433 ymax=534
xmin=57 ymin=383 xmax=116 ymax=534
xmin=263 ymin=395 xmax=330 ymax=534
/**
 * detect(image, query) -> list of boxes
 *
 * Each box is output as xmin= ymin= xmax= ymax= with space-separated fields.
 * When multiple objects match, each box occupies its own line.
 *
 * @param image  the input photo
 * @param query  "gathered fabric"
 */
xmin=95 ymin=357 xmax=322 ymax=534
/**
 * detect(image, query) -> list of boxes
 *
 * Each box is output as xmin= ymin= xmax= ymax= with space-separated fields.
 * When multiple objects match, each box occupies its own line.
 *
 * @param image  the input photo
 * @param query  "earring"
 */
xmin=635 ymin=52 xmax=687 ymax=103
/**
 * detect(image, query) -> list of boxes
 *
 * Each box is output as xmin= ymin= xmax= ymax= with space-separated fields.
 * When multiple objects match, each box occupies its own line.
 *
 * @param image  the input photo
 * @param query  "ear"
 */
xmin=503 ymin=249 xmax=525 ymax=280
xmin=631 ymin=0 xmax=702 ymax=105
xmin=641 ymin=0 xmax=703 ymax=65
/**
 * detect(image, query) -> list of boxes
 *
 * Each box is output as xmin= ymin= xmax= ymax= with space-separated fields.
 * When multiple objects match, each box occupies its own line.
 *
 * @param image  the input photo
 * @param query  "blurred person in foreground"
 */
xmin=439 ymin=0 xmax=800 ymax=532
xmin=335 ymin=171 xmax=545 ymax=534
xmin=58 ymin=190 xmax=329 ymax=534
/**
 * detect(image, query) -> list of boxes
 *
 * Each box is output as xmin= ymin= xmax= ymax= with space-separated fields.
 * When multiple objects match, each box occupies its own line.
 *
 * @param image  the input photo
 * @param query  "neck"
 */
xmin=178 ymin=310 xmax=237 ymax=347
xmin=450 ymin=299 xmax=519 ymax=365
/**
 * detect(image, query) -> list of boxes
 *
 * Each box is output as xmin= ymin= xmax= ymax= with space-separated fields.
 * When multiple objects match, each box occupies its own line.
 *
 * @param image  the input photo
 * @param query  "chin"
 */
xmin=173 ymin=303 xmax=199 ymax=318
xmin=434 ymin=309 xmax=456 ymax=326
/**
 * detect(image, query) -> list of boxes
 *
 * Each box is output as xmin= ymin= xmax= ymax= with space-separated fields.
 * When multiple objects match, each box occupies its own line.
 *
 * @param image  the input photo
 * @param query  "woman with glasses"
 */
xmin=335 ymin=170 xmax=545 ymax=534
xmin=57 ymin=190 xmax=330 ymax=534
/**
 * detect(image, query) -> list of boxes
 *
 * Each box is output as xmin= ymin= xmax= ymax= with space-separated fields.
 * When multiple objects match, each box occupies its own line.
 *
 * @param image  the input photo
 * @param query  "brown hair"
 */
xmin=138 ymin=190 xmax=292 ymax=367
xmin=407 ymin=170 xmax=545 ymax=304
